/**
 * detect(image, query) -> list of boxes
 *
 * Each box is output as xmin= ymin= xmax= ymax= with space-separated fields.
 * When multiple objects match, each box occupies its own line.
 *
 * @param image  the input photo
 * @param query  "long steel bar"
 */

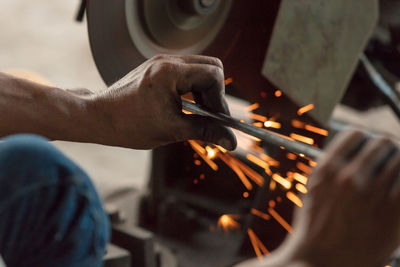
xmin=182 ymin=99 xmax=322 ymax=160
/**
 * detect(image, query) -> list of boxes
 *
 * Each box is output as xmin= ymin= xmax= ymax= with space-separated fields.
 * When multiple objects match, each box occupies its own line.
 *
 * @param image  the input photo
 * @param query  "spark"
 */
xmin=290 ymin=133 xmax=315 ymax=145
xmin=309 ymin=160 xmax=317 ymax=167
xmin=269 ymin=180 xmax=276 ymax=191
xmin=268 ymin=208 xmax=293 ymax=234
xmin=296 ymin=162 xmax=312 ymax=174
xmin=272 ymin=174 xmax=292 ymax=190
xmin=293 ymin=172 xmax=308 ymax=184
xmin=247 ymin=103 xmax=260 ymax=111
xmin=250 ymin=113 xmax=268 ymax=122
xmin=304 ymin=125 xmax=329 ymax=136
xmin=246 ymin=154 xmax=273 ymax=176
xmin=231 ymin=156 xmax=264 ymax=186
xmin=243 ymin=192 xmax=249 ymax=198
xmin=291 ymin=119 xmax=305 ymax=128
xmin=296 ymin=183 xmax=308 ymax=194
xmin=189 ymin=141 xmax=218 ymax=171
xmin=218 ymin=214 xmax=240 ymax=232
xmin=286 ymin=153 xmax=297 ymax=160
xmin=260 ymin=153 xmax=280 ymax=167
xmin=200 ymin=174 xmax=205 ymax=180
xmin=224 ymin=77 xmax=233 ymax=85
xmin=274 ymin=90 xmax=282 ymax=97
xmin=194 ymin=160 xmax=201 ymax=166
xmin=205 ymin=146 xmax=217 ymax=159
xmin=218 ymin=154 xmax=253 ymax=190
xmin=269 ymin=200 xmax=276 ymax=208
xmin=264 ymin=121 xmax=281 ymax=129
xmin=216 ymin=145 xmax=227 ymax=153
xmin=193 ymin=179 xmax=199 ymax=184
xmin=253 ymin=122 xmax=264 ymax=128
xmin=251 ymin=208 xmax=271 ymax=221
xmin=297 ymin=104 xmax=314 ymax=115
xmin=247 ymin=228 xmax=270 ymax=259
xmin=287 ymin=192 xmax=303 ymax=207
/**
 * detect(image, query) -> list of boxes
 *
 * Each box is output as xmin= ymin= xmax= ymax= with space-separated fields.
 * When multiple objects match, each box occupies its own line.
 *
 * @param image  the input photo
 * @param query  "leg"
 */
xmin=0 ymin=135 xmax=110 ymax=267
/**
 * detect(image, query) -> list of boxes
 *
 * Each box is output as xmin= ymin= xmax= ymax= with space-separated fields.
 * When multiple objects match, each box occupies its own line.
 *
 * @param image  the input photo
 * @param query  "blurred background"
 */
xmin=0 ymin=0 xmax=150 ymax=198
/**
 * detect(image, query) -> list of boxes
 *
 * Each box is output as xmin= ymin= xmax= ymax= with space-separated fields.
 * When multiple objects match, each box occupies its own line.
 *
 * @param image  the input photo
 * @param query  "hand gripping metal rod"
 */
xmin=182 ymin=99 xmax=322 ymax=160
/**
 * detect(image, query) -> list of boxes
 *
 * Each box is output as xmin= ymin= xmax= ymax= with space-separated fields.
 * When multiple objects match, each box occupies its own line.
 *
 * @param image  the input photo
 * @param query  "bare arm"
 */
xmin=0 ymin=54 xmax=237 ymax=150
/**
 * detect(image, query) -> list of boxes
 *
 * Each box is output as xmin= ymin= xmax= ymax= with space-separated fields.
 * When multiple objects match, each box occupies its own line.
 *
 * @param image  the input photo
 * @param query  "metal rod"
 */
xmin=182 ymin=99 xmax=322 ymax=160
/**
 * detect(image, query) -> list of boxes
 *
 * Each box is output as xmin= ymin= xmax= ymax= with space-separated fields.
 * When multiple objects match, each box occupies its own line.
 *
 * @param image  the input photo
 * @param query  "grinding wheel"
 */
xmin=86 ymin=0 xmax=281 ymax=92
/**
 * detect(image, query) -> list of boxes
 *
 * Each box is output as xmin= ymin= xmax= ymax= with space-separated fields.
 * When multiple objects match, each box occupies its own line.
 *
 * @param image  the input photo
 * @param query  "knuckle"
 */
xmin=149 ymin=61 xmax=176 ymax=77
xmin=211 ymin=57 xmax=223 ymax=69
xmin=151 ymin=54 xmax=168 ymax=61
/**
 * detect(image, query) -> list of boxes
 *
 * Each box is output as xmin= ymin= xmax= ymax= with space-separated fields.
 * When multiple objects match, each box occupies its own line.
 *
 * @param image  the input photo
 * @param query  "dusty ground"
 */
xmin=0 ymin=0 xmax=150 ymax=197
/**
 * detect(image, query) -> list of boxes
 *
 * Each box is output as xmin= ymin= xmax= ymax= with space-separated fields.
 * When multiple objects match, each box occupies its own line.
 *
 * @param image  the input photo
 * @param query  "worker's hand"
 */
xmin=282 ymin=129 xmax=400 ymax=267
xmin=92 ymin=54 xmax=237 ymax=150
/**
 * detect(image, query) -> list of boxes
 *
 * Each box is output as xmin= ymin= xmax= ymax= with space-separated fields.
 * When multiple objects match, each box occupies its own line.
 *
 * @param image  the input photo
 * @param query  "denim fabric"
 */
xmin=0 ymin=135 xmax=110 ymax=267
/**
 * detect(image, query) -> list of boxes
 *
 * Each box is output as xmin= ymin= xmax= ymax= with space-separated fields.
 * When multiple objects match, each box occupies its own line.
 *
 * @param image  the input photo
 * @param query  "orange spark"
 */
xmin=286 ymin=153 xmax=297 ymax=160
xmin=309 ymin=160 xmax=317 ymax=167
xmin=274 ymin=90 xmax=282 ymax=97
xmin=194 ymin=160 xmax=201 ymax=166
xmin=287 ymin=192 xmax=303 ymax=207
xmin=293 ymin=172 xmax=308 ymax=184
xmin=232 ymin=156 xmax=264 ymax=186
xmin=291 ymin=119 xmax=305 ymax=128
xmin=218 ymin=154 xmax=253 ymax=190
xmin=297 ymin=104 xmax=314 ymax=115
xmin=268 ymin=208 xmax=293 ymax=233
xmin=296 ymin=183 xmax=308 ymax=194
xmin=290 ymin=133 xmax=315 ymax=145
xmin=304 ymin=125 xmax=329 ymax=136
xmin=247 ymin=103 xmax=260 ymax=111
xmin=189 ymin=141 xmax=218 ymax=171
xmin=243 ymin=192 xmax=249 ymax=198
xmin=224 ymin=77 xmax=233 ymax=85
xmin=246 ymin=154 xmax=273 ymax=176
xmin=182 ymin=110 xmax=193 ymax=115
xmin=218 ymin=214 xmax=240 ymax=232
xmin=216 ymin=145 xmax=227 ymax=153
xmin=264 ymin=121 xmax=281 ymax=129
xmin=260 ymin=154 xmax=280 ymax=167
xmin=269 ymin=200 xmax=276 ymax=208
xmin=205 ymin=146 xmax=217 ymax=159
xmin=272 ymin=174 xmax=292 ymax=190
xmin=251 ymin=208 xmax=271 ymax=221
xmin=296 ymin=162 xmax=312 ymax=174
xmin=250 ymin=113 xmax=268 ymax=122
xmin=253 ymin=122 xmax=264 ymax=128
xmin=247 ymin=228 xmax=270 ymax=259
xmin=269 ymin=180 xmax=276 ymax=191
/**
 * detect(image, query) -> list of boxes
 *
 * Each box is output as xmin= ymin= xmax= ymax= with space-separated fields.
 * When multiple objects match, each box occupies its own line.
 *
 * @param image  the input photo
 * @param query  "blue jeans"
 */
xmin=0 ymin=135 xmax=110 ymax=267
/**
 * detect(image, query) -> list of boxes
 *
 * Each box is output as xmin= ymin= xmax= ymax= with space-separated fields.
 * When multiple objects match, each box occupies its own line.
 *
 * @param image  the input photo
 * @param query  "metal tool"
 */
xmin=182 ymin=99 xmax=322 ymax=160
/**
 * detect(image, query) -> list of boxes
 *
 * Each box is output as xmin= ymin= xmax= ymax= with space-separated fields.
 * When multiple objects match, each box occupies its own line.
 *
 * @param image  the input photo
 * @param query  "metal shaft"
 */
xmin=182 ymin=99 xmax=322 ymax=160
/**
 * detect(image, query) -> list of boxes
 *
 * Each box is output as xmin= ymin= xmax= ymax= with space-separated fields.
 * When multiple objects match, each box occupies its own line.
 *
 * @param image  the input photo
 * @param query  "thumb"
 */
xmin=178 ymin=115 xmax=237 ymax=151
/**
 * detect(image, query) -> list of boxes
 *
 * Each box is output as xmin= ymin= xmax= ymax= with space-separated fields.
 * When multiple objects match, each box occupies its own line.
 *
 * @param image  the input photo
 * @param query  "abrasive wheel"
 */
xmin=86 ymin=0 xmax=281 ymax=100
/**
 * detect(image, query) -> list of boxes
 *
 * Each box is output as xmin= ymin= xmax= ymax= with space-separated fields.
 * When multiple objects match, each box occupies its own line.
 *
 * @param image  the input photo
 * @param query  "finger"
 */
xmin=175 ymin=63 xmax=230 ymax=115
xmin=176 ymin=114 xmax=237 ymax=151
xmin=313 ymin=130 xmax=366 ymax=181
xmin=151 ymin=54 xmax=224 ymax=69
xmin=375 ymin=148 xmax=400 ymax=195
xmin=346 ymin=137 xmax=392 ymax=187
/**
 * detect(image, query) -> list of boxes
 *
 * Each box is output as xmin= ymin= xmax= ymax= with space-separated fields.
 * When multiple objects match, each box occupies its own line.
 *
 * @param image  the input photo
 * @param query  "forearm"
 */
xmin=0 ymin=72 xmax=105 ymax=143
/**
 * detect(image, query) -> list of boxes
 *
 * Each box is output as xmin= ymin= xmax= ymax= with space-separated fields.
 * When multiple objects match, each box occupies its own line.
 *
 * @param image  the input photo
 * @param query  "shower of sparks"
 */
xmin=248 ymin=228 xmax=270 ymax=259
xmin=287 ymin=192 xmax=303 ymax=207
xmin=290 ymin=133 xmax=315 ymax=145
xmin=264 ymin=121 xmax=281 ymax=129
xmin=189 ymin=140 xmax=218 ymax=171
xmin=247 ymin=103 xmax=260 ymax=111
xmin=297 ymin=104 xmax=314 ymax=115
xmin=272 ymin=174 xmax=292 ymax=190
xmin=218 ymin=214 xmax=240 ymax=233
xmin=218 ymin=153 xmax=253 ymax=190
xmin=251 ymin=208 xmax=271 ymax=221
xmin=230 ymin=155 xmax=264 ymax=186
xmin=295 ymin=183 xmax=308 ymax=194
xmin=268 ymin=208 xmax=293 ymax=234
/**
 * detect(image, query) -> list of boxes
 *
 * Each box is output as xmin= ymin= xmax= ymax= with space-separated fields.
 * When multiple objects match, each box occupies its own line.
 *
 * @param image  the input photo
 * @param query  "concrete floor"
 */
xmin=0 ymin=0 xmax=150 ymax=197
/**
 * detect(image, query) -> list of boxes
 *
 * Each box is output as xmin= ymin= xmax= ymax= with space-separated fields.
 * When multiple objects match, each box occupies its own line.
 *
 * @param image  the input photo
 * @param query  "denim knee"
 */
xmin=0 ymin=134 xmax=110 ymax=267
